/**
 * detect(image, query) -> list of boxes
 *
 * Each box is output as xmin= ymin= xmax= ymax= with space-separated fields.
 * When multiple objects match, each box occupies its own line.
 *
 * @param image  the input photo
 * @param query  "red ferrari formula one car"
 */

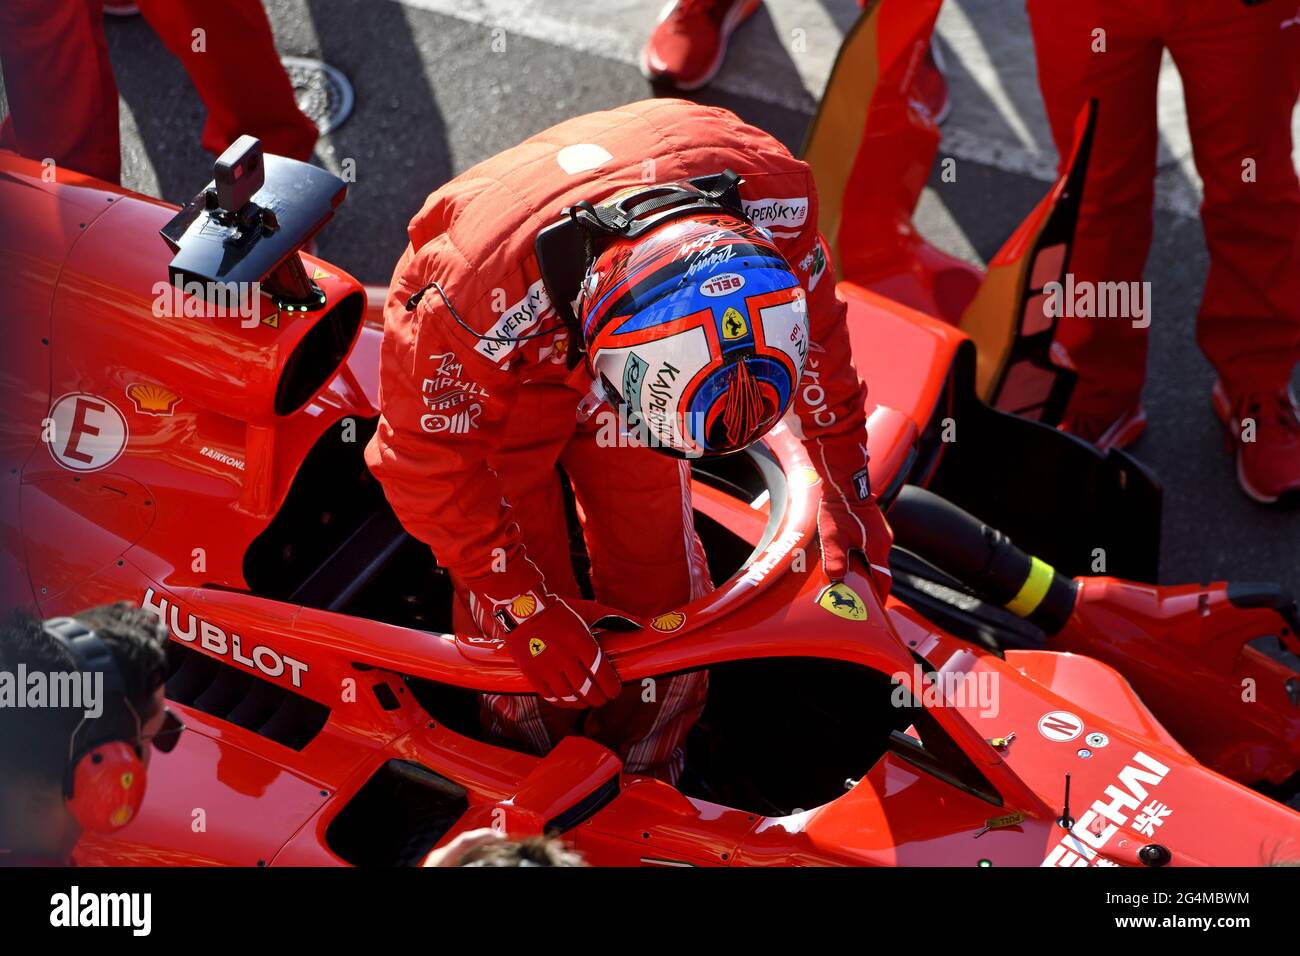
xmin=3 ymin=2 xmax=1299 ymax=869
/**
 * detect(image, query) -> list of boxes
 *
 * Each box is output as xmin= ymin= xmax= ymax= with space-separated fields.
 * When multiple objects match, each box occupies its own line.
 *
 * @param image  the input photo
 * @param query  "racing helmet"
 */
xmin=577 ymin=204 xmax=808 ymax=458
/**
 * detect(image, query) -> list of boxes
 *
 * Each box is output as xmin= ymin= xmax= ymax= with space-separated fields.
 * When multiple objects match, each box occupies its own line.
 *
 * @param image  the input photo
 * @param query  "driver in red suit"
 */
xmin=365 ymin=99 xmax=889 ymax=782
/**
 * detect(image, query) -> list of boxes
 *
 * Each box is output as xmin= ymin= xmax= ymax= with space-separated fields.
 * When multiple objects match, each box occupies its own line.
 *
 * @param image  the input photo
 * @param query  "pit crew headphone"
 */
xmin=44 ymin=617 xmax=148 ymax=834
xmin=404 ymin=169 xmax=748 ymax=370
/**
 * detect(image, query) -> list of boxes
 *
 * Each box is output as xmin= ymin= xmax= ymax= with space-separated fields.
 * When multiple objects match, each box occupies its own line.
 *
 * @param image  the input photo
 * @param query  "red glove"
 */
xmin=503 ymin=600 xmax=622 ymax=708
xmin=811 ymin=437 xmax=894 ymax=589
xmin=464 ymin=567 xmax=622 ymax=708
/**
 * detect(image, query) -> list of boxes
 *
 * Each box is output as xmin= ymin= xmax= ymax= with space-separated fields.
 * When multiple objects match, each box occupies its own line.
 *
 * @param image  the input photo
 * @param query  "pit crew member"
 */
xmin=0 ymin=603 xmax=181 ymax=866
xmin=0 ymin=0 xmax=316 ymax=185
xmin=640 ymin=0 xmax=949 ymax=123
xmin=1028 ymin=0 xmax=1300 ymax=503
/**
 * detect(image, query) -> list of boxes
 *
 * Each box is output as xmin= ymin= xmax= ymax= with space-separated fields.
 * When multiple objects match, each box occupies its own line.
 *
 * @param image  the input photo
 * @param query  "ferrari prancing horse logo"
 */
xmin=817 ymin=583 xmax=867 ymax=621
xmin=528 ymin=638 xmax=546 ymax=657
xmin=721 ymin=307 xmax=748 ymax=340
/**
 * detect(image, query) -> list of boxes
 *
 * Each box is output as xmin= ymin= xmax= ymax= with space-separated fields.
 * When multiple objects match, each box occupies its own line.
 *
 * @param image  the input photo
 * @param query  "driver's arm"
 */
xmin=752 ymin=168 xmax=890 ymax=584
xmin=364 ymin=241 xmax=619 ymax=706
xmin=364 ymin=247 xmax=536 ymax=606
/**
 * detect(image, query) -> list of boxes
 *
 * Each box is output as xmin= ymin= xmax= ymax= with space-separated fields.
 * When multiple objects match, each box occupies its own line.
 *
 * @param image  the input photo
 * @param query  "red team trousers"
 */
xmin=1026 ymin=0 xmax=1300 ymax=413
xmin=0 ymin=0 xmax=316 ymax=184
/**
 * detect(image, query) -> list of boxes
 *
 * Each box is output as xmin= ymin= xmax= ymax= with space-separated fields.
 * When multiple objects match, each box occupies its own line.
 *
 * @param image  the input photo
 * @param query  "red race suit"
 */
xmin=0 ymin=0 xmax=316 ymax=185
xmin=365 ymin=99 xmax=876 ymax=780
xmin=1027 ymin=0 xmax=1300 ymax=414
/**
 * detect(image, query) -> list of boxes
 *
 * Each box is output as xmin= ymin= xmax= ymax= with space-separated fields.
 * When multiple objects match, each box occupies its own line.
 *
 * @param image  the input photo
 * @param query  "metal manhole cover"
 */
xmin=281 ymin=56 xmax=354 ymax=135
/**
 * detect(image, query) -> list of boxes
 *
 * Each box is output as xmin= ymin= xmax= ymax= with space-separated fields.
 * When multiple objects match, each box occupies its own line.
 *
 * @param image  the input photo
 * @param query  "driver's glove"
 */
xmin=811 ymin=436 xmax=894 ymax=591
xmin=465 ymin=571 xmax=621 ymax=708
xmin=504 ymin=600 xmax=621 ymax=708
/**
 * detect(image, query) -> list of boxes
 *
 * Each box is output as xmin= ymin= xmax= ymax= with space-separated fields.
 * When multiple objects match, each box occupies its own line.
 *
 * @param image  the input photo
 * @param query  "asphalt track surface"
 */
xmin=3 ymin=0 xmax=1297 ymax=597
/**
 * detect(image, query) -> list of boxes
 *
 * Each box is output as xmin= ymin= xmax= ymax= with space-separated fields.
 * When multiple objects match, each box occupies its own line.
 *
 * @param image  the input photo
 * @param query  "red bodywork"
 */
xmin=2 ymin=144 xmax=1299 ymax=868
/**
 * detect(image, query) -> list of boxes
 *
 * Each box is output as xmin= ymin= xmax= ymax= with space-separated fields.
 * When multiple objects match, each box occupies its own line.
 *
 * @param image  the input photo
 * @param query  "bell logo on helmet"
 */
xmin=721 ymin=307 xmax=748 ymax=340
xmin=700 ymin=272 xmax=745 ymax=297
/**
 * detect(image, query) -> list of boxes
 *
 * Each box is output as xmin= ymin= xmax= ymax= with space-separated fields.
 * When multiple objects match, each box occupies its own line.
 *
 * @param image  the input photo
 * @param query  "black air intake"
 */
xmin=164 ymin=641 xmax=329 ymax=750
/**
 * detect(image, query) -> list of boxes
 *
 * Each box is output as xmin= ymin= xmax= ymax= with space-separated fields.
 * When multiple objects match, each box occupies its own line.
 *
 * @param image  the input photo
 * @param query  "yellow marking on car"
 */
xmin=1005 ymin=556 xmax=1054 ymax=617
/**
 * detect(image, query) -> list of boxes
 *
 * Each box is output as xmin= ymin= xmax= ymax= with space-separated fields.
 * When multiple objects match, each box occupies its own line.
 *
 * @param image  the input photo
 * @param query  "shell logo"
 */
xmin=110 ymin=805 xmax=134 ymax=827
xmin=125 ymin=382 xmax=181 ymax=416
xmin=510 ymin=594 xmax=538 ymax=619
xmin=798 ymin=467 xmax=821 ymax=487
xmin=650 ymin=611 xmax=686 ymax=633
